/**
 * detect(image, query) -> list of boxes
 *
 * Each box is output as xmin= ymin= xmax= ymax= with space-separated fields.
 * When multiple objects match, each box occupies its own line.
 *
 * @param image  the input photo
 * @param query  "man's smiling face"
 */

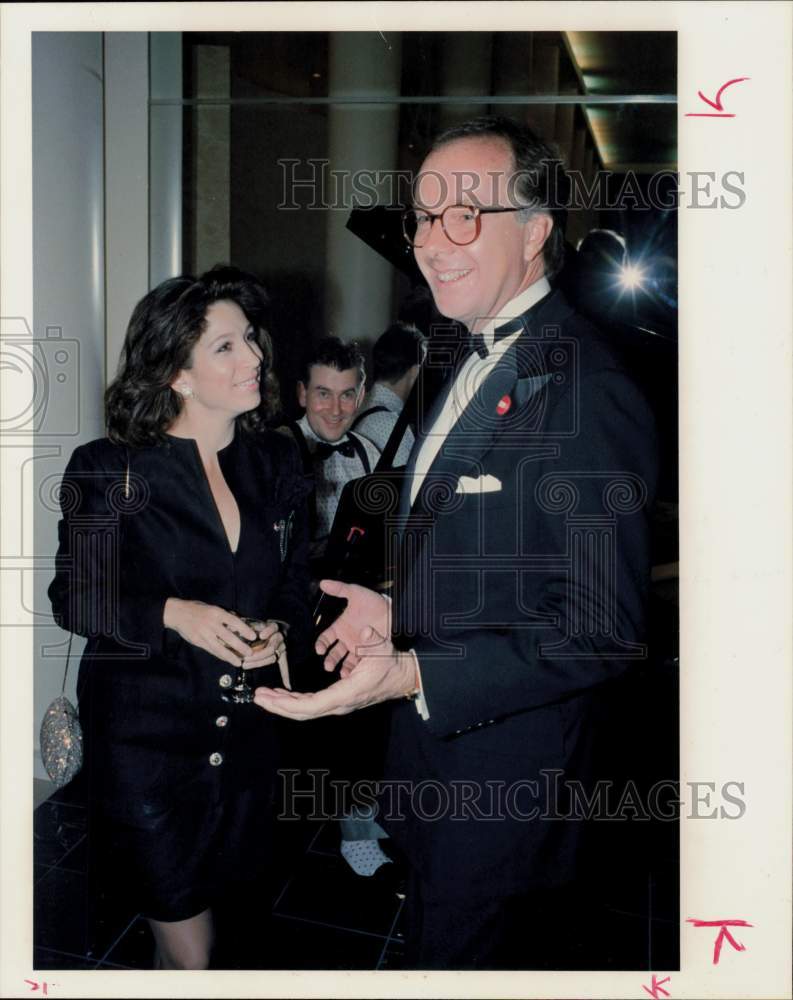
xmin=413 ymin=137 xmax=546 ymax=333
xmin=298 ymin=364 xmax=363 ymax=442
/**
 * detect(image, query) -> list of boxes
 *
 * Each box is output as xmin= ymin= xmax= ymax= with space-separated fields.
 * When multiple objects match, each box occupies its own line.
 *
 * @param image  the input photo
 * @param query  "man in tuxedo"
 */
xmin=279 ymin=338 xmax=397 ymax=878
xmin=281 ymin=337 xmax=380 ymax=570
xmin=257 ymin=116 xmax=659 ymax=968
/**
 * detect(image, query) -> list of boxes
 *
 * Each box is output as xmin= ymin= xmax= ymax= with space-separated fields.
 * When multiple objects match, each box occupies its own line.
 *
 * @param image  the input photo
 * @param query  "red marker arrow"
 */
xmin=712 ymin=924 xmax=747 ymax=964
xmin=697 ymin=77 xmax=750 ymax=111
xmin=685 ymin=77 xmax=749 ymax=117
xmin=687 ymin=918 xmax=753 ymax=964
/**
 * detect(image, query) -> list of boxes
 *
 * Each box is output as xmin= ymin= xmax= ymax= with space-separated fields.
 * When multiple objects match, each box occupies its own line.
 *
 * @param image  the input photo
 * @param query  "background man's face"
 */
xmin=413 ymin=137 xmax=536 ymax=333
xmin=298 ymin=364 xmax=362 ymax=442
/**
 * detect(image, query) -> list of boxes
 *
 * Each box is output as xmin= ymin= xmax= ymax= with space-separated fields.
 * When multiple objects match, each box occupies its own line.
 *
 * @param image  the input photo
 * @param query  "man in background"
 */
xmin=351 ymin=322 xmax=426 ymax=467
xmin=284 ymin=337 xmax=379 ymax=573
xmin=280 ymin=337 xmax=395 ymax=880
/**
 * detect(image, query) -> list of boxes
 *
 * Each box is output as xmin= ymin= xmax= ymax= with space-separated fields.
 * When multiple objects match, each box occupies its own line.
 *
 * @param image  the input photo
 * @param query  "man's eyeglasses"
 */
xmin=401 ymin=204 xmax=526 ymax=249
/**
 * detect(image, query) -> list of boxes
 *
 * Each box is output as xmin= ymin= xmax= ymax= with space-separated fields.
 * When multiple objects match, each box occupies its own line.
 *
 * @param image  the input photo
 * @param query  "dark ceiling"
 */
xmin=565 ymin=31 xmax=677 ymax=171
xmin=183 ymin=30 xmax=677 ymax=173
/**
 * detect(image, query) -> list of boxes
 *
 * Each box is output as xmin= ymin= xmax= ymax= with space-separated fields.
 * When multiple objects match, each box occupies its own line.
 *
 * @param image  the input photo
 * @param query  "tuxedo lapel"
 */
xmin=428 ymin=354 xmax=517 ymax=474
xmin=407 ymin=348 xmax=553 ymax=527
xmin=426 ymin=302 xmax=565 ymax=449
xmin=398 ymin=290 xmax=570 ymax=529
xmin=395 ymin=367 xmax=460 ymax=524
xmin=513 ymin=373 xmax=553 ymax=408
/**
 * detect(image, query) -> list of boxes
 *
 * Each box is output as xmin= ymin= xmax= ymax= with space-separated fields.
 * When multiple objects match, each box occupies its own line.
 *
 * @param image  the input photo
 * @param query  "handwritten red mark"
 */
xmin=685 ymin=77 xmax=749 ymax=117
xmin=24 ymin=983 xmax=50 ymax=996
xmin=496 ymin=394 xmax=512 ymax=415
xmin=642 ymin=974 xmax=671 ymax=998
xmin=686 ymin=919 xmax=753 ymax=964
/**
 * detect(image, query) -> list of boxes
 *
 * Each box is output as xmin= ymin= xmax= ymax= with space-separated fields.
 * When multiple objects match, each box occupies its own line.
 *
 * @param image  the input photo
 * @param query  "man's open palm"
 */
xmin=314 ymin=579 xmax=391 ymax=672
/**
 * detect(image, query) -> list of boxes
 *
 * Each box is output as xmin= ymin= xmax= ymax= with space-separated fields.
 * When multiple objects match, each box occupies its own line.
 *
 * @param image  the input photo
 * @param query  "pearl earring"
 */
xmin=176 ymin=384 xmax=195 ymax=400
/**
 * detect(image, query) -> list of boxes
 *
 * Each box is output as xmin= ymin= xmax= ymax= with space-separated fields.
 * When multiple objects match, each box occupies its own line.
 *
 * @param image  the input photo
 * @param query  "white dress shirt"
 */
xmin=409 ymin=277 xmax=551 ymax=504
xmin=353 ymin=382 xmax=415 ymax=467
xmin=297 ymin=415 xmax=380 ymax=556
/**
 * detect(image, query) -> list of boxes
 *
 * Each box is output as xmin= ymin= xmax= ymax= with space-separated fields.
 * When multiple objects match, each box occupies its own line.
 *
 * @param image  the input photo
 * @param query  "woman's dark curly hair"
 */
xmin=105 ymin=265 xmax=280 ymax=446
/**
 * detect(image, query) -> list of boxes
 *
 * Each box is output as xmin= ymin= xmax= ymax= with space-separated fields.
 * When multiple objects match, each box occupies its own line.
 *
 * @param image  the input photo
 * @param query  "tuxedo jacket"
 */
xmin=382 ymin=289 xmax=660 ymax=899
xmin=47 ymin=428 xmax=312 ymax=826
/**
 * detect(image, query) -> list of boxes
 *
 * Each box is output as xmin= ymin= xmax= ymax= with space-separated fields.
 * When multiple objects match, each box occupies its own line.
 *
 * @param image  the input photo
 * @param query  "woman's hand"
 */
xmin=245 ymin=620 xmax=291 ymax=690
xmin=243 ymin=620 xmax=287 ymax=671
xmin=163 ymin=598 xmax=259 ymax=667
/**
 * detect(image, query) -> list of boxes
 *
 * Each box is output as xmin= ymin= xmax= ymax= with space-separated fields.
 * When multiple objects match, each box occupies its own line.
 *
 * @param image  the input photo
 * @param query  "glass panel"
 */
xmin=150 ymin=31 xmax=677 ymax=102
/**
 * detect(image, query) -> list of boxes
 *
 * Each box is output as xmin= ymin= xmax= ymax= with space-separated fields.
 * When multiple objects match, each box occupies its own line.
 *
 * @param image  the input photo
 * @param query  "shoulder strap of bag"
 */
xmin=286 ymin=421 xmax=313 ymax=474
xmin=374 ymin=402 xmax=413 ymax=472
xmin=61 ymin=632 xmax=74 ymax=693
xmin=283 ymin=422 xmax=318 ymax=532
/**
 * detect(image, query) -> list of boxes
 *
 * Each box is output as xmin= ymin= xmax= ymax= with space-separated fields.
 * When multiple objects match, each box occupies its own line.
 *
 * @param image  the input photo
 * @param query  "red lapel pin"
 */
xmin=496 ymin=394 xmax=512 ymax=415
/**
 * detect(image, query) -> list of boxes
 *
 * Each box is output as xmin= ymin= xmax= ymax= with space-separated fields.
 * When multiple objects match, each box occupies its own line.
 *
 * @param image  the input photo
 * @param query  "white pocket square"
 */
xmin=455 ymin=474 xmax=502 ymax=495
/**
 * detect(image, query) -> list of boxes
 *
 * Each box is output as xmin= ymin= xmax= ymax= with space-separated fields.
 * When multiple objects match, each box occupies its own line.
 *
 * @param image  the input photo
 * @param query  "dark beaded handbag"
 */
xmin=39 ymin=632 xmax=83 ymax=788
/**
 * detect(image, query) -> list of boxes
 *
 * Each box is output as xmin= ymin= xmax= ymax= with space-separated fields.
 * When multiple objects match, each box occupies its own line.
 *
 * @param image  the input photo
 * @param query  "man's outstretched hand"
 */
xmin=314 ymin=579 xmax=391 ymax=673
xmin=254 ymin=625 xmax=415 ymax=721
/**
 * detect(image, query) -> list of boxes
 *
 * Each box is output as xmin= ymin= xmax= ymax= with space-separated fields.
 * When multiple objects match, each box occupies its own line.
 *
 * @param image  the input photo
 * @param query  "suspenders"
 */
xmin=349 ymin=405 xmax=389 ymax=431
xmin=347 ymin=433 xmax=373 ymax=475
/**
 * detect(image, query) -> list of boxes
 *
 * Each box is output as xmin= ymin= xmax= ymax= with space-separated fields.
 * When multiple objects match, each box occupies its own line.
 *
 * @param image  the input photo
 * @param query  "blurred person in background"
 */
xmin=351 ymin=321 xmax=426 ymax=467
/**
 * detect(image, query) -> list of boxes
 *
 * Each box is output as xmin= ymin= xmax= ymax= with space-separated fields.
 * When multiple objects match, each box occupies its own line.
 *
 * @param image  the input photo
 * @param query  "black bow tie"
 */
xmin=314 ymin=438 xmax=356 ymax=461
xmin=463 ymin=317 xmax=526 ymax=362
xmin=464 ymin=332 xmax=488 ymax=360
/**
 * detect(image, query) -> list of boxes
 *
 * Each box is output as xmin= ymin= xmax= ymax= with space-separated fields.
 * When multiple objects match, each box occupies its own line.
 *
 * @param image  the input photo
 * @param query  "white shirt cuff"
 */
xmin=408 ymin=648 xmax=430 ymax=721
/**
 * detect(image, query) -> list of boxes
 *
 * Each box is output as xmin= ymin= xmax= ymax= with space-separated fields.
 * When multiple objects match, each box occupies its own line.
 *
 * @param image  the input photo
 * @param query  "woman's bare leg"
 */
xmin=148 ymin=908 xmax=214 ymax=970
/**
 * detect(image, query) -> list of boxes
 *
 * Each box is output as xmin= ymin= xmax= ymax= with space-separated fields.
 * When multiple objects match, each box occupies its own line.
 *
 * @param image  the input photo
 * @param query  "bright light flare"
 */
xmin=619 ymin=264 xmax=645 ymax=290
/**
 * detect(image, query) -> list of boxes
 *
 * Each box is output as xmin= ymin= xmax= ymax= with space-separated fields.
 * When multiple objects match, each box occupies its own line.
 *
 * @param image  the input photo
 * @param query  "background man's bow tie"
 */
xmin=314 ymin=438 xmax=356 ymax=461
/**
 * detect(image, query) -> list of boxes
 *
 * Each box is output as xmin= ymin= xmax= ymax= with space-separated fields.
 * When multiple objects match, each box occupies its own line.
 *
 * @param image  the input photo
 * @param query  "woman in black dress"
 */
xmin=48 ymin=266 xmax=312 ymax=968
